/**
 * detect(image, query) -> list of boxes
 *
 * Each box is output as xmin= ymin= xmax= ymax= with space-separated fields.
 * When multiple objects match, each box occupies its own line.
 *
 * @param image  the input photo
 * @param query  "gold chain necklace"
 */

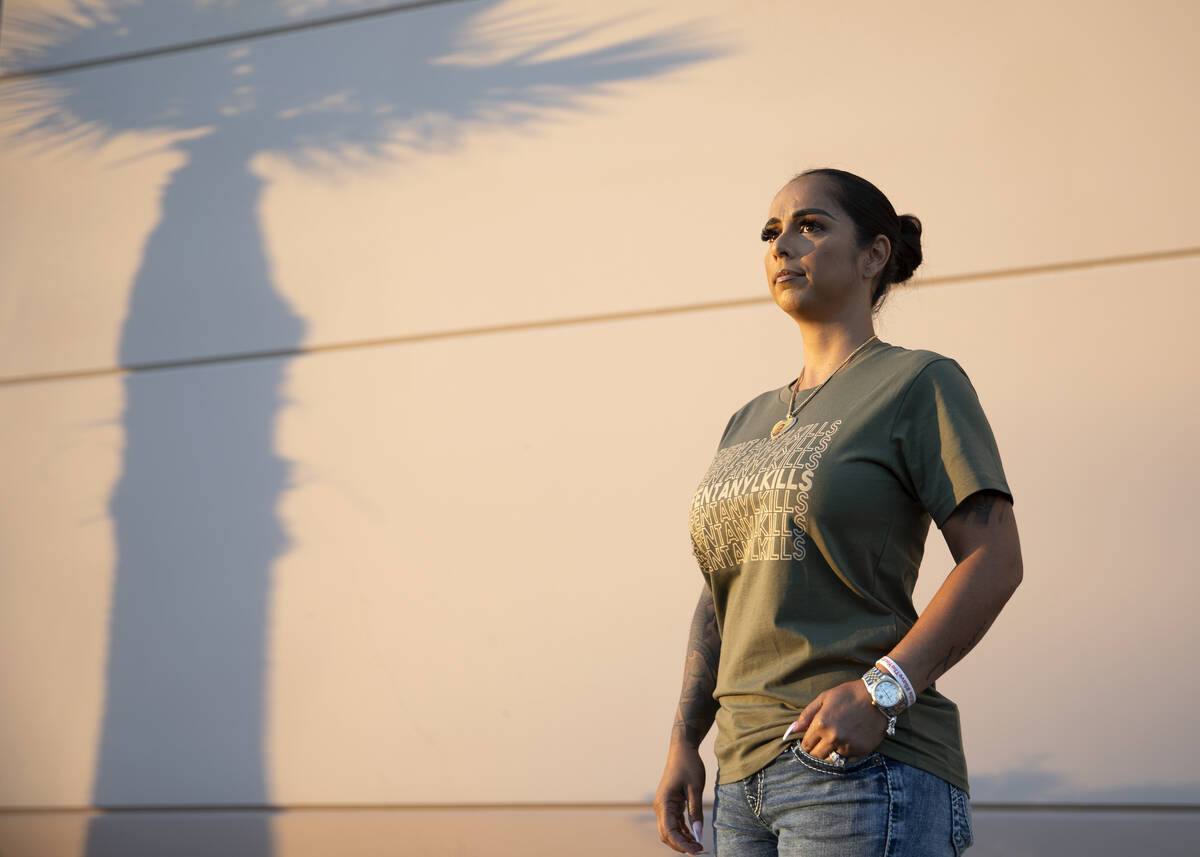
xmin=769 ymin=334 xmax=879 ymax=441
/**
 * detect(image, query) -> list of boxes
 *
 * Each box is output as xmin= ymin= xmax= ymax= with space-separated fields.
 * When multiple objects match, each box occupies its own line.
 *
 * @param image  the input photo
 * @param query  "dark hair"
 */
xmin=796 ymin=168 xmax=922 ymax=310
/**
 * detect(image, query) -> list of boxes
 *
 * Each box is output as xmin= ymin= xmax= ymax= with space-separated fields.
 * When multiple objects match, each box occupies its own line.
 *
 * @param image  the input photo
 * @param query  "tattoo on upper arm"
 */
xmin=954 ymin=492 xmax=1010 ymax=527
xmin=671 ymin=588 xmax=722 ymax=747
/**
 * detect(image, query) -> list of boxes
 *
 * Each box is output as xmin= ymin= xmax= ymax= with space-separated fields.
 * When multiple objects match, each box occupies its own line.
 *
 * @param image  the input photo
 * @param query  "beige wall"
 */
xmin=2 ymin=0 xmax=1198 ymax=843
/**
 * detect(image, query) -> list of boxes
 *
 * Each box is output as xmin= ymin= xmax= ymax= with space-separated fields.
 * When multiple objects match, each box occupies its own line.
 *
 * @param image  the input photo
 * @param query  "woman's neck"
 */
xmin=794 ymin=320 xmax=878 ymax=389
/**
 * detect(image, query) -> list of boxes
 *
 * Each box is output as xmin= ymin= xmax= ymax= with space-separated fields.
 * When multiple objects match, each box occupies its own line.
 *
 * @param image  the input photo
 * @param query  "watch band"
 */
xmin=862 ymin=667 xmax=906 ymax=736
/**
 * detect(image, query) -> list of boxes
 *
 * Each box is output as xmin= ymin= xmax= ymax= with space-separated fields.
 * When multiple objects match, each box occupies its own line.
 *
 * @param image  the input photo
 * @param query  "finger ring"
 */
xmin=827 ymin=751 xmax=845 ymax=767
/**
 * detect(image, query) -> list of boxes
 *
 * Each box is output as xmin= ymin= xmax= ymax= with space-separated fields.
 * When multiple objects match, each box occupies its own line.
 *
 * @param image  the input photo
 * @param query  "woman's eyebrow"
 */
xmin=790 ymin=207 xmax=836 ymax=219
xmin=763 ymin=208 xmax=837 ymax=229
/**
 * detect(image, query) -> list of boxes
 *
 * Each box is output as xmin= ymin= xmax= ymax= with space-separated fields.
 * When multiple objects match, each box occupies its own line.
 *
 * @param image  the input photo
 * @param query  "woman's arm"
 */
xmin=786 ymin=490 xmax=1023 ymax=760
xmin=671 ymin=586 xmax=722 ymax=748
xmin=886 ymin=490 xmax=1023 ymax=693
xmin=654 ymin=585 xmax=721 ymax=855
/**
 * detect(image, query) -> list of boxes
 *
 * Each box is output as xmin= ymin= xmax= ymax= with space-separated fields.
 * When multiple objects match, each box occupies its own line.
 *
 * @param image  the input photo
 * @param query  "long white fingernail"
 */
xmin=692 ymin=820 xmax=703 ymax=844
xmin=782 ymin=722 xmax=797 ymax=742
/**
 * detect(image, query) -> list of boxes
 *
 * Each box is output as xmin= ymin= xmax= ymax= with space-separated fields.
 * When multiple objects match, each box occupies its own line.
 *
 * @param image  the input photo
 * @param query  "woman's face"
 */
xmin=762 ymin=175 xmax=878 ymax=323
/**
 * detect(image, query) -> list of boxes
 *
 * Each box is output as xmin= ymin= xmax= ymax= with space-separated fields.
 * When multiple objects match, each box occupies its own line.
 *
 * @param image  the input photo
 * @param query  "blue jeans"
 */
xmin=713 ymin=745 xmax=973 ymax=856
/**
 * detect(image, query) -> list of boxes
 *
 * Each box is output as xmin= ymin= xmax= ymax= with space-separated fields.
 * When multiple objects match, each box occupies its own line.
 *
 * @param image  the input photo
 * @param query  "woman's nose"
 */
xmin=774 ymin=228 xmax=810 ymax=259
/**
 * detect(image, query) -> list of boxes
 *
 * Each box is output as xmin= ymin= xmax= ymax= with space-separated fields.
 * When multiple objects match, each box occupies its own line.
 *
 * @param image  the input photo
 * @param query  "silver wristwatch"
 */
xmin=862 ymin=667 xmax=906 ymax=735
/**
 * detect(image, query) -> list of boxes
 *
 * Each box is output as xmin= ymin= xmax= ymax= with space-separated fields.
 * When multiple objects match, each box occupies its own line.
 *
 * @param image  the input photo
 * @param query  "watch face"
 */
xmin=874 ymin=678 xmax=902 ymax=708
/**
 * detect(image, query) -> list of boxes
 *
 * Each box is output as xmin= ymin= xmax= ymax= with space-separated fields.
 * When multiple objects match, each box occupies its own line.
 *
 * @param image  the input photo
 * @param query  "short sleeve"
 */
xmin=890 ymin=358 xmax=1012 ymax=528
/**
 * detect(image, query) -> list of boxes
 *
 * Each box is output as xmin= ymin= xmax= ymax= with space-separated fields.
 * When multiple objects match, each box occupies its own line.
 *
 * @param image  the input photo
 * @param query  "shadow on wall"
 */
xmin=0 ymin=2 xmax=721 ymax=855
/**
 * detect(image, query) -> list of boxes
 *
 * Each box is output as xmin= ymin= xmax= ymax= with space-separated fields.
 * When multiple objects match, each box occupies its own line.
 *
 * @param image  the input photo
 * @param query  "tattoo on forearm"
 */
xmin=925 ymin=620 xmax=994 ymax=683
xmin=671 ymin=588 xmax=721 ymax=747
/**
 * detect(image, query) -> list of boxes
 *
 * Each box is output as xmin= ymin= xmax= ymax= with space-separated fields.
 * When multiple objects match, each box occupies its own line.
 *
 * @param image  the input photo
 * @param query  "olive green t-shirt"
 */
xmin=689 ymin=341 xmax=1011 ymax=791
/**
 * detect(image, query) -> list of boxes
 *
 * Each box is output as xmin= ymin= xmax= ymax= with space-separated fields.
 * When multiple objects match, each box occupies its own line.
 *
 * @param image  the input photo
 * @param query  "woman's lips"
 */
xmin=776 ymin=270 xmax=804 ymax=284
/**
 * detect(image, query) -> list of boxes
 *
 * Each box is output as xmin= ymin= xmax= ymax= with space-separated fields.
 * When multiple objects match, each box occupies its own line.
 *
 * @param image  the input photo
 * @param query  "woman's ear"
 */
xmin=862 ymin=235 xmax=891 ymax=280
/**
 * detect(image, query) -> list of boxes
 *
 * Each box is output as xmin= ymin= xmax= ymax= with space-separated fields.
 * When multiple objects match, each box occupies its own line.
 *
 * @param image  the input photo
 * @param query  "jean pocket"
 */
xmin=949 ymin=784 xmax=974 ymax=854
xmin=789 ymin=744 xmax=880 ymax=776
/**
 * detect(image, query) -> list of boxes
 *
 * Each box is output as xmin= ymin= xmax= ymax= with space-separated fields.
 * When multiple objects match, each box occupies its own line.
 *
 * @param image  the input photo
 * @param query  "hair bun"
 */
xmin=891 ymin=214 xmax=923 ymax=284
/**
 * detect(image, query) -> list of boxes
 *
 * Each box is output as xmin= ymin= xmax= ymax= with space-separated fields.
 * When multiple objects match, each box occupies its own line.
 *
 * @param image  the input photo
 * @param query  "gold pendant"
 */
xmin=770 ymin=416 xmax=795 ymax=440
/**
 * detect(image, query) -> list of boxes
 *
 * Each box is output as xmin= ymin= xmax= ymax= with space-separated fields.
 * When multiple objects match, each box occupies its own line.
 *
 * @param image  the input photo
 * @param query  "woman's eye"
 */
xmin=797 ymin=220 xmax=821 ymax=234
xmin=761 ymin=228 xmax=779 ymax=243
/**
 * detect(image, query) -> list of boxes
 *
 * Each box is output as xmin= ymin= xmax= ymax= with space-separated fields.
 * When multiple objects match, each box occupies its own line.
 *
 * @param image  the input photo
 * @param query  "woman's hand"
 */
xmin=783 ymin=678 xmax=889 ymax=762
xmin=654 ymin=742 xmax=707 ymax=854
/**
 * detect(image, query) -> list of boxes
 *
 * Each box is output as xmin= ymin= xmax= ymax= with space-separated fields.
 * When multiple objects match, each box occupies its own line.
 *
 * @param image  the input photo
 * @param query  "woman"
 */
xmin=653 ymin=168 xmax=1022 ymax=856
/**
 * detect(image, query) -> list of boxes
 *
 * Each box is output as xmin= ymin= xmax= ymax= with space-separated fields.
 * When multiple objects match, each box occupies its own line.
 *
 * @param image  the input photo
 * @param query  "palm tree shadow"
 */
xmin=0 ymin=1 xmax=723 ymax=854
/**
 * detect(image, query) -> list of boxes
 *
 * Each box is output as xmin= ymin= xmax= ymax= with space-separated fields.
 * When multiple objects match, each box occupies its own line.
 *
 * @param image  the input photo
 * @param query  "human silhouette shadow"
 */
xmin=0 ymin=2 xmax=721 ymax=855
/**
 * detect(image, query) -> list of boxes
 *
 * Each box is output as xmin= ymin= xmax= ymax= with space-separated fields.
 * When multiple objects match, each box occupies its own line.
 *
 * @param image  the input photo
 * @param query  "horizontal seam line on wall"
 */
xmin=1 ymin=244 xmax=1197 ymax=389
xmin=0 ymin=0 xmax=476 ymax=81
xmin=2 ymin=802 xmax=1198 ymax=815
